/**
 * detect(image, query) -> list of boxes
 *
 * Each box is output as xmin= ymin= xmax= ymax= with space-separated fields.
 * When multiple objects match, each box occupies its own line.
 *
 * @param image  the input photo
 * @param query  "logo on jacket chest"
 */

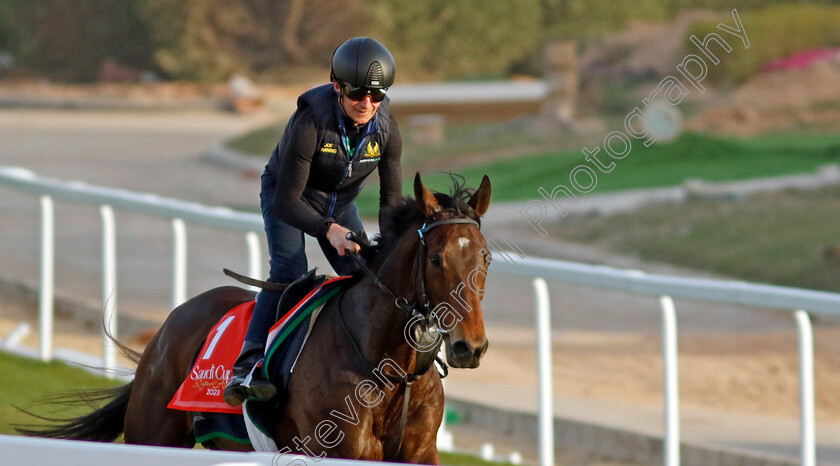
xmin=320 ymin=142 xmax=338 ymax=154
xmin=362 ymin=142 xmax=380 ymax=159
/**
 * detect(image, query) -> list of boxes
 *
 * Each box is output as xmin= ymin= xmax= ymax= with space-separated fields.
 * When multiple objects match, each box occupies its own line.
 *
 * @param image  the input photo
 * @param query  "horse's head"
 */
xmin=413 ymin=173 xmax=491 ymax=368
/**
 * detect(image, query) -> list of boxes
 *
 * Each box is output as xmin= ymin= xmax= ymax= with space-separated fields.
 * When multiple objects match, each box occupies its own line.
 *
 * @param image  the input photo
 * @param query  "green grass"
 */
xmin=364 ymin=131 xmax=840 ymax=216
xmin=551 ymin=185 xmax=840 ymax=292
xmin=227 ymin=124 xmax=284 ymax=157
xmin=439 ymin=452 xmax=515 ymax=466
xmin=446 ymin=131 xmax=840 ymax=199
xmin=228 ymin=122 xmax=840 ymax=219
xmin=0 ymin=351 xmax=122 ymax=435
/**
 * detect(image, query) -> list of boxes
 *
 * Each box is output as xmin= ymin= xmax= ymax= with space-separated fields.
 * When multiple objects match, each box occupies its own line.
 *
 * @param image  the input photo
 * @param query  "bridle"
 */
xmin=347 ymin=216 xmax=480 ymax=321
xmin=338 ymin=215 xmax=480 ymax=457
xmin=413 ymin=218 xmax=480 ymax=315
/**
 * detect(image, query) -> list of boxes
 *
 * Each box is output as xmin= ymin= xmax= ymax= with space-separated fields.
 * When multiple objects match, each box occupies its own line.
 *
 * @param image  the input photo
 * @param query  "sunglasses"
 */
xmin=341 ymin=83 xmax=388 ymax=103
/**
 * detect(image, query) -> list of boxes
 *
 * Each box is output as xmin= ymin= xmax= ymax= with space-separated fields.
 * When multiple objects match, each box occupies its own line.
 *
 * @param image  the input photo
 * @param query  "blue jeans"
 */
xmin=243 ymin=172 xmax=363 ymax=344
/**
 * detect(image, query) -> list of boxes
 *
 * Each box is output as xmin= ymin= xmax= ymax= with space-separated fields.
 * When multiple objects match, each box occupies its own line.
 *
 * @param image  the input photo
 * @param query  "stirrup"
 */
xmin=224 ymin=364 xmax=277 ymax=406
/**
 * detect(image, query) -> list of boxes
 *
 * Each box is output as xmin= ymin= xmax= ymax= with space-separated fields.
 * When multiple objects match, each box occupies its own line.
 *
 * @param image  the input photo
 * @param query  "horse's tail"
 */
xmin=15 ymin=381 xmax=133 ymax=442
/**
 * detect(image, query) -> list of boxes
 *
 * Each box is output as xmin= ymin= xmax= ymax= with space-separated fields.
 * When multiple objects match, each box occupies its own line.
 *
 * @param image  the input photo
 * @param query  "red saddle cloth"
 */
xmin=167 ymin=301 xmax=255 ymax=414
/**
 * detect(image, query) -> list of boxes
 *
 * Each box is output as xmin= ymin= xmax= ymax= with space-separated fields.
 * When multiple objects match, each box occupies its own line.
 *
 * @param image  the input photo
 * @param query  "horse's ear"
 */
xmin=468 ymin=175 xmax=491 ymax=217
xmin=414 ymin=172 xmax=440 ymax=217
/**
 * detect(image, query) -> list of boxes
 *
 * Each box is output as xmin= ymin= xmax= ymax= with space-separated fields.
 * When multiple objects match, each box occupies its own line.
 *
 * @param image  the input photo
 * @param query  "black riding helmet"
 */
xmin=330 ymin=37 xmax=395 ymax=89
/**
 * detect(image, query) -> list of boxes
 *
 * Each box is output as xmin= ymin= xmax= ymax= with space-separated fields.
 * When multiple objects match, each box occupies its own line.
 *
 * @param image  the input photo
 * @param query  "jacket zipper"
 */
xmin=329 ymin=110 xmax=377 ymax=218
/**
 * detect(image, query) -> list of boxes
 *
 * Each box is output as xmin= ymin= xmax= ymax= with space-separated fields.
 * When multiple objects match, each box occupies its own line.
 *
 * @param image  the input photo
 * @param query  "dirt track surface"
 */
xmin=456 ymin=326 xmax=840 ymax=422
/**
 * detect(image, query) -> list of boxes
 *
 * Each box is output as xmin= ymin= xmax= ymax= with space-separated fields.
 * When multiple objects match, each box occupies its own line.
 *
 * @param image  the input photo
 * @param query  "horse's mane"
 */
xmin=360 ymin=174 xmax=480 ymax=269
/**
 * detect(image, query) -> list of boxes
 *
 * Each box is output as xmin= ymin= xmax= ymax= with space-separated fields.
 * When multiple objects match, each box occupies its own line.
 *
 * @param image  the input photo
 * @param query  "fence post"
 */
xmin=246 ymin=232 xmax=262 ymax=291
xmin=660 ymin=295 xmax=680 ymax=466
xmin=437 ymin=347 xmax=455 ymax=452
xmin=533 ymin=277 xmax=554 ymax=466
xmin=38 ymin=195 xmax=54 ymax=362
xmin=100 ymin=205 xmax=117 ymax=378
xmin=795 ymin=310 xmax=815 ymax=466
xmin=171 ymin=218 xmax=187 ymax=308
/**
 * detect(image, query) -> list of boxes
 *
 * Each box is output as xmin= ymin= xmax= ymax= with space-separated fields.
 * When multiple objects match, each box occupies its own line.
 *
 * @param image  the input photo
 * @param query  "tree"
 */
xmin=0 ymin=0 xmax=155 ymax=82
xmin=135 ymin=0 xmax=363 ymax=81
xmin=371 ymin=0 xmax=544 ymax=80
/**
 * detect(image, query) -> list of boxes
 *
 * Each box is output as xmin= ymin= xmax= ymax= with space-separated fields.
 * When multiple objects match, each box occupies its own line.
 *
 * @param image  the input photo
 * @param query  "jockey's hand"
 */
xmin=326 ymin=223 xmax=361 ymax=256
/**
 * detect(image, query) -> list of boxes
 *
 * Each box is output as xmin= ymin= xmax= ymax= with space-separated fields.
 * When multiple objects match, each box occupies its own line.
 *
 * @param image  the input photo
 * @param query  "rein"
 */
xmin=346 ymin=252 xmax=414 ymax=314
xmin=339 ymin=216 xmax=479 ymax=458
xmin=347 ymin=217 xmax=480 ymax=317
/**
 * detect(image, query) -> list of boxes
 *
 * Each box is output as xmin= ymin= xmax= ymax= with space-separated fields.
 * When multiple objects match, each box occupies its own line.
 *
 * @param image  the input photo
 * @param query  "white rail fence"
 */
xmin=0 ymin=434 xmax=385 ymax=466
xmin=2 ymin=166 xmax=840 ymax=466
xmin=498 ymin=256 xmax=840 ymax=466
xmin=1 ymin=166 xmax=264 ymax=366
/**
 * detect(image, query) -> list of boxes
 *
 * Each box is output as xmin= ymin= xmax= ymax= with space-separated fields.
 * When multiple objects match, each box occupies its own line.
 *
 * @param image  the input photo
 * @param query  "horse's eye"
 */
xmin=484 ymin=253 xmax=492 ymax=265
xmin=429 ymin=254 xmax=443 ymax=268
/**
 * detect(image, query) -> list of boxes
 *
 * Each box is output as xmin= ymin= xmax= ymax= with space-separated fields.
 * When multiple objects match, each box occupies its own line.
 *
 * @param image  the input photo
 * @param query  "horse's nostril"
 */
xmin=452 ymin=341 xmax=470 ymax=358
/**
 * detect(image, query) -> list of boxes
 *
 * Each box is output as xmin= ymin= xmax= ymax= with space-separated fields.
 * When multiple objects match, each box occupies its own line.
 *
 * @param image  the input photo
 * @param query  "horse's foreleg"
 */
xmin=396 ymin=375 xmax=444 ymax=465
xmin=400 ymin=442 xmax=440 ymax=465
xmin=397 ymin=418 xmax=441 ymax=465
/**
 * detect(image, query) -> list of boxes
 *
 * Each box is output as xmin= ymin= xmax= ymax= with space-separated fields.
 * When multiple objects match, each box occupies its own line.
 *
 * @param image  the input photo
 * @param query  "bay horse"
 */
xmin=19 ymin=173 xmax=492 ymax=464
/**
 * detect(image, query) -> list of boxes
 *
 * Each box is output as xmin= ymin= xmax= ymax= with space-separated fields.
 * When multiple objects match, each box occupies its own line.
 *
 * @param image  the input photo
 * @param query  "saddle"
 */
xmin=275 ymin=269 xmax=325 ymax=322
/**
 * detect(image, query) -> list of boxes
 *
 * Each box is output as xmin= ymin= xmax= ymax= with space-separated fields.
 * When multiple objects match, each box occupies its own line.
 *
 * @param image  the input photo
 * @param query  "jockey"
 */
xmin=224 ymin=37 xmax=403 ymax=406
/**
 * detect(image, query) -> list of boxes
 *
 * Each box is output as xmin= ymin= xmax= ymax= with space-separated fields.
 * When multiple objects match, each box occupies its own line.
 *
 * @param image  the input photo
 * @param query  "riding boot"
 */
xmin=223 ymin=341 xmax=277 ymax=406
